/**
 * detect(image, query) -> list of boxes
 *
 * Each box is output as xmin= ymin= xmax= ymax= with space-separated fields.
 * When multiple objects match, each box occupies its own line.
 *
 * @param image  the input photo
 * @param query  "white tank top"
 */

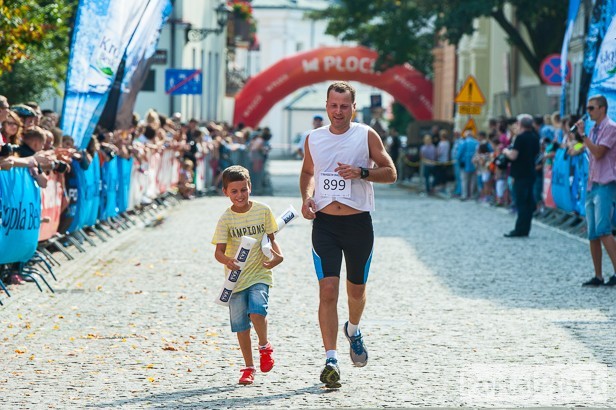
xmin=308 ymin=122 xmax=375 ymax=212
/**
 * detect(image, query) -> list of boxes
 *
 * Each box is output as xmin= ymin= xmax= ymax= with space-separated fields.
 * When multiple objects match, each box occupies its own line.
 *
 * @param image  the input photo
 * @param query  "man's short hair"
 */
xmin=327 ymin=81 xmax=356 ymax=102
xmin=589 ymin=95 xmax=609 ymax=110
xmin=517 ymin=113 xmax=534 ymax=130
xmin=222 ymin=165 xmax=251 ymax=189
xmin=313 ymin=115 xmax=323 ymax=121
xmin=22 ymin=126 xmax=46 ymax=141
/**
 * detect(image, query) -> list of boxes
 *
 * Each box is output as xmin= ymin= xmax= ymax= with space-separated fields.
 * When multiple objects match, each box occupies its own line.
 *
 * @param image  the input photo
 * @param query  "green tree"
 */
xmin=428 ymin=0 xmax=567 ymax=81
xmin=307 ymin=0 xmax=434 ymax=76
xmin=0 ymin=0 xmax=77 ymax=101
xmin=310 ymin=0 xmax=567 ymax=82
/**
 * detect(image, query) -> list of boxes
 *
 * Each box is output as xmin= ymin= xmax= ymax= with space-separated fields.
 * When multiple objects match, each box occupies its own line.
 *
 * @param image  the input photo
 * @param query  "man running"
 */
xmin=299 ymin=81 xmax=397 ymax=388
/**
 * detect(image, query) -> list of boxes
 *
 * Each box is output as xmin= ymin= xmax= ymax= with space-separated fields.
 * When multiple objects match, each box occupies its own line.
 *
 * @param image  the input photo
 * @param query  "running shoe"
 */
xmin=319 ymin=358 xmax=341 ymax=388
xmin=344 ymin=321 xmax=368 ymax=367
xmin=582 ymin=276 xmax=604 ymax=287
xmin=259 ymin=343 xmax=274 ymax=373
xmin=238 ymin=367 xmax=256 ymax=385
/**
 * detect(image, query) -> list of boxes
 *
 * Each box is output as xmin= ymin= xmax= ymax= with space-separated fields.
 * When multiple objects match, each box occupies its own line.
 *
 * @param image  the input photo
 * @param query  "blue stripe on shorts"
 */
xmin=312 ymin=249 xmax=324 ymax=280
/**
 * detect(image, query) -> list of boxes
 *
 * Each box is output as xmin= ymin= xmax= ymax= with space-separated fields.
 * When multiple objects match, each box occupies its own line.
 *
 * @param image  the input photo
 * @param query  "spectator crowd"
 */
xmin=0 ymin=94 xmax=274 ymax=286
xmin=385 ymin=111 xmax=585 ymax=216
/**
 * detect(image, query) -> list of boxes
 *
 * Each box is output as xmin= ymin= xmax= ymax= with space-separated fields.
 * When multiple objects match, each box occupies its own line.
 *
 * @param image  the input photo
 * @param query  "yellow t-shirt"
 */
xmin=211 ymin=201 xmax=277 ymax=293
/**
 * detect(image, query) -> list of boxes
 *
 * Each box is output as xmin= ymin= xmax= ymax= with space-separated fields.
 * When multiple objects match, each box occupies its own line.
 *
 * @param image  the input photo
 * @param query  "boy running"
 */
xmin=212 ymin=165 xmax=283 ymax=385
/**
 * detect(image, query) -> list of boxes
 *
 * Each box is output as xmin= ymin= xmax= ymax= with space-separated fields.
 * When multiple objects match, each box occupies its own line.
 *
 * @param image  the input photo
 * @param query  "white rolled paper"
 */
xmin=275 ymin=205 xmax=300 ymax=232
xmin=214 ymin=236 xmax=258 ymax=307
xmin=261 ymin=205 xmax=299 ymax=259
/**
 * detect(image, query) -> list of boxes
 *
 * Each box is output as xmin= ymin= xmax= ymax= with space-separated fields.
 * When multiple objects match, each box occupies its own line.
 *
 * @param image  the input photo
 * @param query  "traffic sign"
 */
xmin=165 ymin=69 xmax=202 ymax=95
xmin=454 ymin=75 xmax=486 ymax=105
xmin=462 ymin=118 xmax=477 ymax=136
xmin=540 ymin=54 xmax=571 ymax=85
xmin=458 ymin=104 xmax=481 ymax=115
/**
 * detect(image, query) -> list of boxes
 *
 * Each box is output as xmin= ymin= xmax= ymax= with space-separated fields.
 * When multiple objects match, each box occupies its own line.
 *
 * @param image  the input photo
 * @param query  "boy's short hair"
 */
xmin=22 ymin=126 xmax=46 ymax=141
xmin=222 ymin=165 xmax=251 ymax=189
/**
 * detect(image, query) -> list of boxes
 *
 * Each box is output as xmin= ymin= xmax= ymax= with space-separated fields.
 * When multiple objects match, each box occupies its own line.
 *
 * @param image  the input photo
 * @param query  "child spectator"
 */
xmin=211 ymin=165 xmax=283 ymax=385
xmin=178 ymin=158 xmax=196 ymax=199
xmin=473 ymin=140 xmax=494 ymax=202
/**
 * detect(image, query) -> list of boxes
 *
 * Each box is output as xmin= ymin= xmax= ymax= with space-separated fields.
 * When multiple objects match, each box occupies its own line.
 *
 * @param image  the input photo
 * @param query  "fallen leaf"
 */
xmin=162 ymin=345 xmax=178 ymax=351
xmin=146 ymin=364 xmax=154 ymax=369
xmin=147 ymin=377 xmax=155 ymax=383
xmin=134 ymin=262 xmax=141 ymax=266
xmin=15 ymin=349 xmax=26 ymax=354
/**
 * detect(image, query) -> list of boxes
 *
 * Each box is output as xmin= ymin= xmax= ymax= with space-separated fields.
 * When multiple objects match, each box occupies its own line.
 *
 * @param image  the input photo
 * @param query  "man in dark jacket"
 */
xmin=503 ymin=113 xmax=540 ymax=237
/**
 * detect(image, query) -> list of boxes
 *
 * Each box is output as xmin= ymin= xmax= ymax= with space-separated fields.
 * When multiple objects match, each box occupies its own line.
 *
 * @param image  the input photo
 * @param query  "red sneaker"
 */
xmin=10 ymin=274 xmax=24 ymax=285
xmin=238 ymin=367 xmax=255 ymax=385
xmin=259 ymin=343 xmax=274 ymax=373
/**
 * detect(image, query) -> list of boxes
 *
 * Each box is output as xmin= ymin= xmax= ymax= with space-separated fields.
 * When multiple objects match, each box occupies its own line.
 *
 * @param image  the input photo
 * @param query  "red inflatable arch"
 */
xmin=233 ymin=46 xmax=433 ymax=127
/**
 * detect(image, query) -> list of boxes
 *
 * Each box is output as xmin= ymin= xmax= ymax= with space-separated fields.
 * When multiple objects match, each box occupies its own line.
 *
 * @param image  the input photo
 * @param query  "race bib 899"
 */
xmin=318 ymin=172 xmax=351 ymax=198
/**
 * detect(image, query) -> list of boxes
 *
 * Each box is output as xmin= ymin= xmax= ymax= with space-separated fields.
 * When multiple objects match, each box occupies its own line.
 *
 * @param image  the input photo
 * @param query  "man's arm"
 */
xmin=504 ymin=136 xmax=519 ymax=161
xmin=334 ymin=129 xmax=397 ymax=183
xmin=366 ymin=129 xmax=397 ymax=182
xmin=574 ymin=118 xmax=610 ymax=160
xmin=503 ymin=147 xmax=519 ymax=161
xmin=299 ymin=136 xmax=316 ymax=219
xmin=582 ymin=135 xmax=609 ymax=159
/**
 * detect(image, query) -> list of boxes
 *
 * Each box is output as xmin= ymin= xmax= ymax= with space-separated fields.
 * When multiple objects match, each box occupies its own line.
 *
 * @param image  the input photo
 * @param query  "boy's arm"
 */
xmin=263 ymin=233 xmax=284 ymax=269
xmin=214 ymin=243 xmax=240 ymax=270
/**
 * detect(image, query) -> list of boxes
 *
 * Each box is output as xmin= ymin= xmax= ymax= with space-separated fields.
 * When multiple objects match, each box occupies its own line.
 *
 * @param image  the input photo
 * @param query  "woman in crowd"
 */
xmin=1 ymin=111 xmax=23 ymax=145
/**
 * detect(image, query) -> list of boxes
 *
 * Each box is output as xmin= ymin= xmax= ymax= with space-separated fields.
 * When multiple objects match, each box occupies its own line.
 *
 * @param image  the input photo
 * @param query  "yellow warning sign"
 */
xmin=462 ymin=118 xmax=477 ymax=136
xmin=454 ymin=75 xmax=486 ymax=105
xmin=458 ymin=104 xmax=481 ymax=115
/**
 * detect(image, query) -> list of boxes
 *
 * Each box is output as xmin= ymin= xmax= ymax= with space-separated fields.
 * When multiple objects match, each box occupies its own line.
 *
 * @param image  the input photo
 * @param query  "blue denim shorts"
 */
xmin=585 ymin=182 xmax=616 ymax=240
xmin=228 ymin=283 xmax=269 ymax=332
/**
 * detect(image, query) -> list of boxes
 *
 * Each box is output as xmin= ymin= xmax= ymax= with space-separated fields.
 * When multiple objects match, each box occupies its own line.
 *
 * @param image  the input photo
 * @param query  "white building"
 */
xmin=241 ymin=0 xmax=393 ymax=153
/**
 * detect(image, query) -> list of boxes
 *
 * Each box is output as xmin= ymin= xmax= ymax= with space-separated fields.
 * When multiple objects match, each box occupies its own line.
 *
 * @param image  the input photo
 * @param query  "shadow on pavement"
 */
xmin=91 ymin=384 xmax=331 ymax=408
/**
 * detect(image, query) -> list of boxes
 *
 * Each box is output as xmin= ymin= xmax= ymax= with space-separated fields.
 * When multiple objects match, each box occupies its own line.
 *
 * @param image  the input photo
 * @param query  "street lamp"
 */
xmin=185 ymin=2 xmax=232 ymax=43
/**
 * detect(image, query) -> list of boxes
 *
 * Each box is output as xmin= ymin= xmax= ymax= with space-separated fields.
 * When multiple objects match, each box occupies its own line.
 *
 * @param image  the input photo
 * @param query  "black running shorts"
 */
xmin=311 ymin=211 xmax=374 ymax=285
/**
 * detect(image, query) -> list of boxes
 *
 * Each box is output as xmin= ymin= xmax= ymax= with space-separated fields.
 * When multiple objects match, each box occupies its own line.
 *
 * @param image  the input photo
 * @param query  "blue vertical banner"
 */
xmin=588 ymin=13 xmax=616 ymax=122
xmin=60 ymin=0 xmax=153 ymax=149
xmin=560 ymin=0 xmax=581 ymax=115
xmin=0 ymin=169 xmax=41 ymax=264
xmin=583 ymin=0 xmax=616 ymax=73
xmin=115 ymin=0 xmax=173 ymax=130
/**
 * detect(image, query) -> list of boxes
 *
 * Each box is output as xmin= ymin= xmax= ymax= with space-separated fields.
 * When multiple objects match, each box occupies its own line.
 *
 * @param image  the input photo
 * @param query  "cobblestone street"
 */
xmin=1 ymin=160 xmax=616 ymax=409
